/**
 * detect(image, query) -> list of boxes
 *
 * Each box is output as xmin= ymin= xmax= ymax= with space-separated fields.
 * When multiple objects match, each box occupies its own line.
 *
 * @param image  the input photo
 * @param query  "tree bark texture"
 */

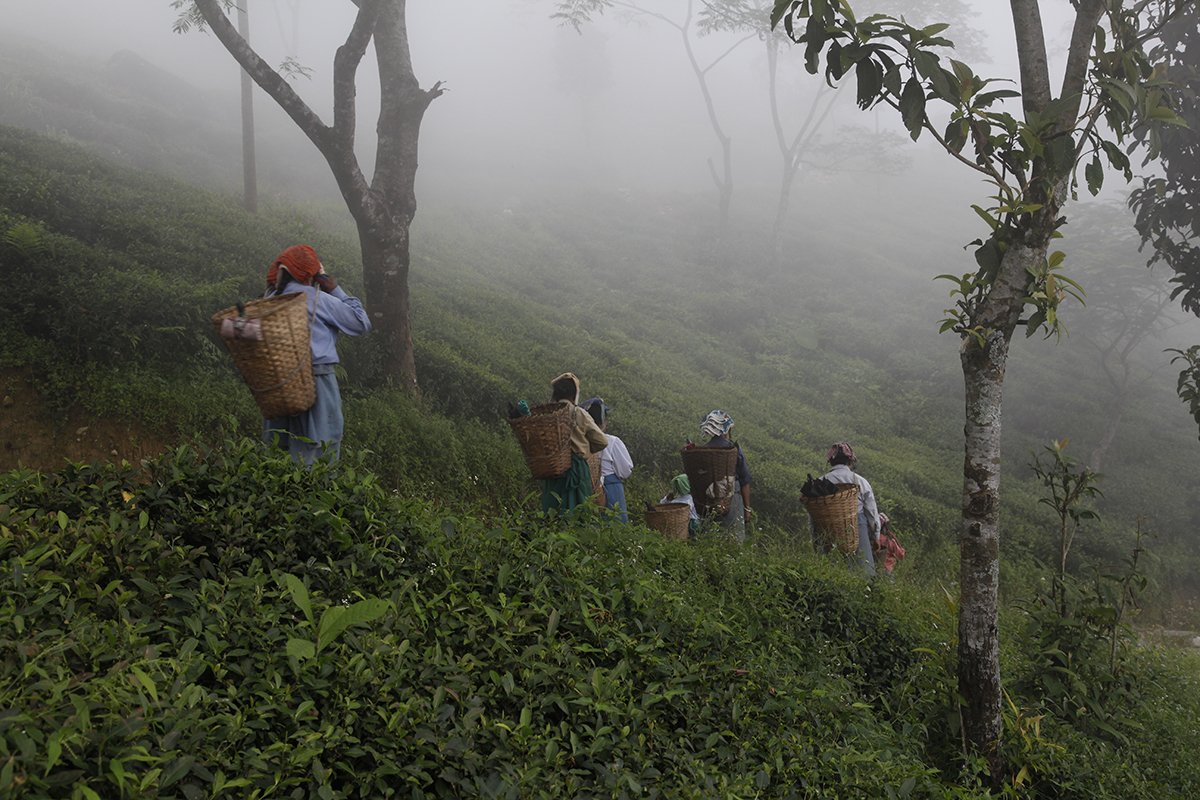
xmin=191 ymin=0 xmax=441 ymax=395
xmin=957 ymin=240 xmax=1040 ymax=767
xmin=949 ymin=2 xmax=1107 ymax=772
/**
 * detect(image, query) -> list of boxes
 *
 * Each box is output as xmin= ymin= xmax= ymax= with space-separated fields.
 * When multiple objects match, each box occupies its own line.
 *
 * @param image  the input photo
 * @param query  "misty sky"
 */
xmin=3 ymin=1 xmax=1197 ymax=453
xmin=0 ymin=1 xmax=1092 ymax=203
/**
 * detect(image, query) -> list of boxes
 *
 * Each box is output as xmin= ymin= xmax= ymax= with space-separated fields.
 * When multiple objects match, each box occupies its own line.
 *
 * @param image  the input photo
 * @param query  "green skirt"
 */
xmin=541 ymin=453 xmax=593 ymax=515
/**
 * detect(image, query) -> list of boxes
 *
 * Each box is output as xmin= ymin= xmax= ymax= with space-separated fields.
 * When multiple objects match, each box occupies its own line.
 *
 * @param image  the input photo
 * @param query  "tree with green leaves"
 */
xmin=771 ymin=0 xmax=1185 ymax=775
xmin=1127 ymin=3 xmax=1200 ymax=436
xmin=173 ymin=0 xmax=443 ymax=395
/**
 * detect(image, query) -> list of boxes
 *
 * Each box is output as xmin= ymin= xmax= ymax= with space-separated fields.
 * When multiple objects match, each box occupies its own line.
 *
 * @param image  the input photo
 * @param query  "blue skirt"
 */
xmin=602 ymin=474 xmax=628 ymax=524
xmin=263 ymin=367 xmax=343 ymax=464
xmin=852 ymin=511 xmax=876 ymax=577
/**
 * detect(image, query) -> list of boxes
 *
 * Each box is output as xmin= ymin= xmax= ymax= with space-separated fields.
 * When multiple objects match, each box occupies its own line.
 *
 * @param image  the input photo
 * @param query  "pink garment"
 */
xmin=879 ymin=530 xmax=906 ymax=573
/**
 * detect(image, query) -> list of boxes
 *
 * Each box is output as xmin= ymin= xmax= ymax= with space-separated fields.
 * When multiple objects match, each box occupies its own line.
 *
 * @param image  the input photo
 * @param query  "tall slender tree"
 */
xmin=173 ymin=0 xmax=443 ymax=394
xmin=701 ymin=0 xmax=954 ymax=256
xmin=237 ymin=0 xmax=257 ymax=214
xmin=771 ymin=0 xmax=1184 ymax=776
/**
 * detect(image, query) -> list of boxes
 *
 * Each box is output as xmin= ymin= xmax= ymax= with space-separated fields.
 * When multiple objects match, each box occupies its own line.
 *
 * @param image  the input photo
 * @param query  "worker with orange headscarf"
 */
xmin=262 ymin=245 xmax=371 ymax=463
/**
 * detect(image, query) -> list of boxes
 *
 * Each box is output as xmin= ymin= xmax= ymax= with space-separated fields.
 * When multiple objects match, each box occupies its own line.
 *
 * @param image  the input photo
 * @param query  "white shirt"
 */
xmin=660 ymin=492 xmax=700 ymax=521
xmin=822 ymin=464 xmax=880 ymax=537
xmin=599 ymin=434 xmax=633 ymax=481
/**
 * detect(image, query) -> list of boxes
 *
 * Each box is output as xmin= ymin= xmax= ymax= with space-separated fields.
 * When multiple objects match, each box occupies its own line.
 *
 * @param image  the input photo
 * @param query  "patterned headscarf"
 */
xmin=670 ymin=474 xmax=691 ymax=497
xmin=268 ymin=245 xmax=322 ymax=287
xmin=827 ymin=442 xmax=856 ymax=464
xmin=700 ymin=410 xmax=734 ymax=440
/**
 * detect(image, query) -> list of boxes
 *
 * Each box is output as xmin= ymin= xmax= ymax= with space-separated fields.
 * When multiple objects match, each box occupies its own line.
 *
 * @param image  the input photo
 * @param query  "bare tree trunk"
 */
xmin=675 ymin=0 xmax=747 ymax=242
xmin=957 ymin=238 xmax=1045 ymax=779
xmin=369 ymin=0 xmax=437 ymax=394
xmin=764 ymin=37 xmax=840 ymax=259
xmin=951 ymin=3 xmax=1108 ymax=776
xmin=237 ymin=0 xmax=257 ymax=214
xmin=189 ymin=0 xmax=441 ymax=395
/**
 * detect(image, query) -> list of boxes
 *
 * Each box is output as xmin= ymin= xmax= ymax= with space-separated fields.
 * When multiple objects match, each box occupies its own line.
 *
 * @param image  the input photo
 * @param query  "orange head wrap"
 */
xmin=268 ymin=245 xmax=322 ymax=286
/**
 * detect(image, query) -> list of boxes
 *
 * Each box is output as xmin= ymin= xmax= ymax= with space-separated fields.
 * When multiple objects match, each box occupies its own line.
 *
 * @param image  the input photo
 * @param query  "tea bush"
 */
xmin=0 ymin=440 xmax=976 ymax=799
xmin=6 ymin=440 xmax=1200 ymax=797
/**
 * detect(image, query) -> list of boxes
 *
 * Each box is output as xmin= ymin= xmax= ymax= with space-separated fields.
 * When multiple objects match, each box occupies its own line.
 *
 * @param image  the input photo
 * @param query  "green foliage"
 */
xmin=1168 ymin=344 xmax=1200 ymax=439
xmin=772 ymin=0 xmax=1184 ymax=346
xmin=0 ymin=439 xmax=968 ymax=799
xmin=1026 ymin=440 xmax=1104 ymax=598
xmin=1011 ymin=513 xmax=1153 ymax=751
xmin=3 ymin=443 xmax=1199 ymax=797
xmin=0 ymin=121 xmax=362 ymax=421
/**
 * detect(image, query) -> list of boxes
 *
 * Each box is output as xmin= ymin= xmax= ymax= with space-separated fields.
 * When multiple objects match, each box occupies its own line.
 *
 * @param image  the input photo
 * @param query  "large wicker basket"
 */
xmin=588 ymin=451 xmax=605 ymax=505
xmin=802 ymin=483 xmax=860 ymax=554
xmin=644 ymin=502 xmax=690 ymax=541
xmin=508 ymin=401 xmax=574 ymax=479
xmin=681 ymin=444 xmax=739 ymax=518
xmin=211 ymin=292 xmax=314 ymax=419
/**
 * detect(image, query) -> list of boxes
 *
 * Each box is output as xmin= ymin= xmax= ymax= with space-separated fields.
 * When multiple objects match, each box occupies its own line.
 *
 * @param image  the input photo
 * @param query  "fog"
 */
xmin=1 ymin=1 xmax=1195 ymax=343
xmin=3 ymin=1 xmax=1200 ymax=537
xmin=0 ymin=0 xmax=1084 ymax=206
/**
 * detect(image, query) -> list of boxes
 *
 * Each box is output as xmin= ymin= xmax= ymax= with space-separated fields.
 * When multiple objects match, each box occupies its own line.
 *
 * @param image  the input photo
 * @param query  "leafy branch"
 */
xmin=281 ymin=573 xmax=392 ymax=661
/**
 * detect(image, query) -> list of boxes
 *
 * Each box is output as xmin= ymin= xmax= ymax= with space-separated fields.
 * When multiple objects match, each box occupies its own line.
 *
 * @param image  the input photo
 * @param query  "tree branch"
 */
xmin=1009 ymin=0 xmax=1052 ymax=115
xmin=1058 ymin=0 xmax=1106 ymax=128
xmin=191 ymin=0 xmax=333 ymax=152
xmin=332 ymin=0 xmax=385 ymax=153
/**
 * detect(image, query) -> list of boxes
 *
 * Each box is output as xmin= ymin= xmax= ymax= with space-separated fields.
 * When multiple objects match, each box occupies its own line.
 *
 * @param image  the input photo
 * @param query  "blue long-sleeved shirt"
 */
xmin=270 ymin=284 xmax=371 ymax=365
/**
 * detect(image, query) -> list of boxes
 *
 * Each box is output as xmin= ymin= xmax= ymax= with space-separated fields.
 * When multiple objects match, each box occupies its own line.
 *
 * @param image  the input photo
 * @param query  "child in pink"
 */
xmin=876 ymin=513 xmax=906 ymax=578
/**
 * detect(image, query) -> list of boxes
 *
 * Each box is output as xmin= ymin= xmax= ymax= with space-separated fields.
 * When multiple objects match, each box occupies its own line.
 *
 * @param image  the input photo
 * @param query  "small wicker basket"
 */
xmin=644 ymin=502 xmax=690 ymax=540
xmin=508 ymin=401 xmax=574 ymax=479
xmin=802 ymin=483 xmax=860 ymax=554
xmin=211 ymin=292 xmax=314 ymax=419
xmin=587 ymin=451 xmax=605 ymax=505
xmin=681 ymin=444 xmax=739 ymax=517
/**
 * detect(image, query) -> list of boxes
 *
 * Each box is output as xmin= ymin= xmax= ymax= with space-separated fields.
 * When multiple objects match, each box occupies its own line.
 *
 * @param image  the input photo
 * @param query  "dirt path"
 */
xmin=0 ymin=368 xmax=169 ymax=472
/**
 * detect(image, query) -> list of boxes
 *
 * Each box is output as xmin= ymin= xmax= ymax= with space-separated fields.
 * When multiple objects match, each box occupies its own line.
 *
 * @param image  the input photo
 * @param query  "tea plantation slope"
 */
xmin=5 ymin=442 xmax=1200 ymax=799
xmin=404 ymin=196 xmax=1200 ymax=595
xmin=0 ymin=441 xmax=938 ymax=798
xmin=3 ymin=116 xmax=1200 ymax=615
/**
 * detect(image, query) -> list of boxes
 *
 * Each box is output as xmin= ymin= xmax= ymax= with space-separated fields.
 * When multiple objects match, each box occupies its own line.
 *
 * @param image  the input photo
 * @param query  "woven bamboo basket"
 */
xmin=508 ymin=401 xmax=574 ymax=480
xmin=588 ymin=452 xmax=605 ymax=505
xmin=644 ymin=502 xmax=690 ymax=541
xmin=680 ymin=444 xmax=738 ymax=517
xmin=802 ymin=483 xmax=860 ymax=554
xmin=211 ymin=292 xmax=314 ymax=419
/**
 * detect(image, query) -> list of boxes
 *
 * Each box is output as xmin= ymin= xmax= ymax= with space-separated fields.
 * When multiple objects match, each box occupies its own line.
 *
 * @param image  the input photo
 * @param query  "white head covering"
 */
xmin=700 ymin=410 xmax=734 ymax=439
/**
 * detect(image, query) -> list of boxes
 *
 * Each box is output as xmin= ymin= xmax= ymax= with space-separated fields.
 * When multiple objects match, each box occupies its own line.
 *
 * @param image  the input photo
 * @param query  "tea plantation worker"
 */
xmin=542 ymin=373 xmax=608 ymax=515
xmin=660 ymin=473 xmax=702 ymax=536
xmin=876 ymin=512 xmax=906 ymax=580
xmin=261 ymin=245 xmax=371 ymax=464
xmin=821 ymin=442 xmax=880 ymax=576
xmin=583 ymin=398 xmax=633 ymax=523
xmin=700 ymin=409 xmax=752 ymax=542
